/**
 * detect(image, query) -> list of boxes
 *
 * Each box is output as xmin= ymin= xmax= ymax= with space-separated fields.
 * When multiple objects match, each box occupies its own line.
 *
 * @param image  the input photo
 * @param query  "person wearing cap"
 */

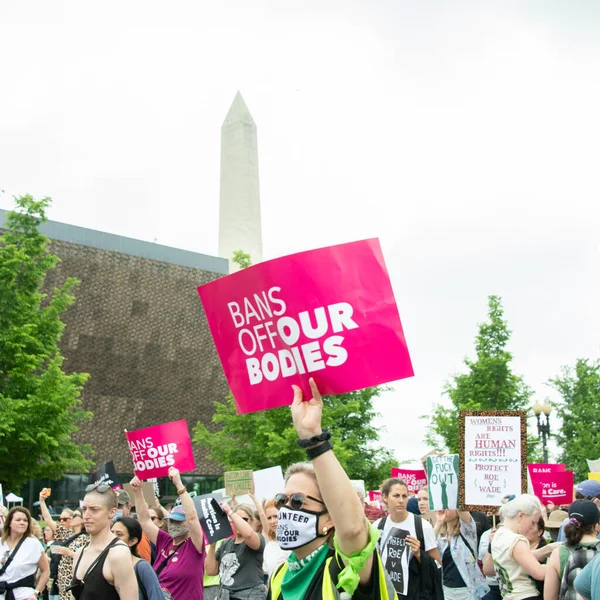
xmin=130 ymin=467 xmax=205 ymax=600
xmin=545 ymin=510 xmax=569 ymax=543
xmin=557 ymin=481 xmax=600 ymax=544
xmin=115 ymin=489 xmax=153 ymax=563
xmin=545 ymin=500 xmax=600 ymax=600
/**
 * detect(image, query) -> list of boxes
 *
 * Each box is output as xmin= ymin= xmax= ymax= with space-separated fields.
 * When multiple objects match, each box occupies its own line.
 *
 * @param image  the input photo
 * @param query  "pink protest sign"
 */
xmin=125 ymin=420 xmax=196 ymax=480
xmin=530 ymin=470 xmax=574 ymax=505
xmin=528 ymin=463 xmax=566 ymax=476
xmin=368 ymin=490 xmax=383 ymax=504
xmin=197 ymin=239 xmax=413 ymax=414
xmin=391 ymin=468 xmax=428 ymax=493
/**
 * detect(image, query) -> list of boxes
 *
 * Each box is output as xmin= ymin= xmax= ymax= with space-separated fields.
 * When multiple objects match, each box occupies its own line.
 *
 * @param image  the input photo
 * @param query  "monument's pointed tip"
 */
xmin=223 ymin=91 xmax=255 ymax=127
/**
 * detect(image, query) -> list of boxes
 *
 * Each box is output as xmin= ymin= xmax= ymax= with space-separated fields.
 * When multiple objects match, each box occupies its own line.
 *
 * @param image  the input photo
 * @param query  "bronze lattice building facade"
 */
xmin=1 ymin=209 xmax=230 ymax=502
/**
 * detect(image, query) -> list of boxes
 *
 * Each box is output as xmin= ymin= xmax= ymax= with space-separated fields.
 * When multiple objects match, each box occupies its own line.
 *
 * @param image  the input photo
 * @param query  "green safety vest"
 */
xmin=267 ymin=549 xmax=397 ymax=600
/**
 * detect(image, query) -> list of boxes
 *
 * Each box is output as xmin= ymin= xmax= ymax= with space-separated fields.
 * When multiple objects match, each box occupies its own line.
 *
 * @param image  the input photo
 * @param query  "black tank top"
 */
xmin=70 ymin=537 xmax=126 ymax=600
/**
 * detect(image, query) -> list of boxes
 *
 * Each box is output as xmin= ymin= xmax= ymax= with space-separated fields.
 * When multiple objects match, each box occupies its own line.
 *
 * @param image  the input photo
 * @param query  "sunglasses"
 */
xmin=274 ymin=493 xmax=325 ymax=511
xmin=150 ymin=516 xmax=161 ymax=522
xmin=85 ymin=483 xmax=111 ymax=493
xmin=71 ymin=512 xmax=82 ymax=519
xmin=58 ymin=517 xmax=71 ymax=522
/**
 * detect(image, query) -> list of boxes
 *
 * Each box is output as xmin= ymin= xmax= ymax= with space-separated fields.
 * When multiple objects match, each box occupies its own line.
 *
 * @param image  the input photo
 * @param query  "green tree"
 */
xmin=195 ymin=249 xmax=397 ymax=491
xmin=549 ymin=359 xmax=600 ymax=480
xmin=193 ymin=386 xmax=397 ymax=491
xmin=426 ymin=295 xmax=534 ymax=453
xmin=0 ymin=195 xmax=92 ymax=491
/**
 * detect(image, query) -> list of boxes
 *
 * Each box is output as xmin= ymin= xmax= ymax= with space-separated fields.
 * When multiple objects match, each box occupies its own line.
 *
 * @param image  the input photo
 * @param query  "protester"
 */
xmin=147 ymin=506 xmax=166 ymax=563
xmin=115 ymin=490 xmax=152 ymax=563
xmin=545 ymin=500 xmax=600 ymax=600
xmin=545 ymin=510 xmax=569 ymax=543
xmin=70 ymin=483 xmax=138 ymax=599
xmin=557 ymin=481 xmax=600 ymax=543
xmin=434 ymin=509 xmax=489 ymax=599
xmin=375 ymin=477 xmax=441 ymax=600
xmin=416 ymin=488 xmax=429 ymax=516
xmin=0 ymin=506 xmax=49 ymax=600
xmin=479 ymin=524 xmax=502 ymax=600
xmin=131 ymin=467 xmax=205 ymax=600
xmin=205 ymin=503 xmax=266 ymax=599
xmin=490 ymin=494 xmax=546 ymax=600
xmin=111 ymin=517 xmax=164 ymax=600
xmin=249 ymin=495 xmax=290 ymax=579
xmin=39 ymin=492 xmax=89 ymax=600
xmin=265 ymin=378 xmax=397 ymax=600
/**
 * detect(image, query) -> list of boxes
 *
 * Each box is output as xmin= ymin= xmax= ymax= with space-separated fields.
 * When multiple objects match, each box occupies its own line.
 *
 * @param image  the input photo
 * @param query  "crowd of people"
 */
xmin=2 ymin=380 xmax=600 ymax=600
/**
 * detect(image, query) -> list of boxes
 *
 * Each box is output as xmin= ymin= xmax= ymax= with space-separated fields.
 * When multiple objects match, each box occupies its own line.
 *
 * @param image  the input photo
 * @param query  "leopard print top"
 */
xmin=54 ymin=524 xmax=90 ymax=600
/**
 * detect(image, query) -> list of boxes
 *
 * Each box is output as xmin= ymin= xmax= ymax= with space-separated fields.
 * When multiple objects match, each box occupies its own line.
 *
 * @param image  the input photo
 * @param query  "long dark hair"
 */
xmin=565 ymin=520 xmax=597 ymax=546
xmin=113 ymin=516 xmax=142 ymax=557
xmin=1 ymin=507 xmax=33 ymax=543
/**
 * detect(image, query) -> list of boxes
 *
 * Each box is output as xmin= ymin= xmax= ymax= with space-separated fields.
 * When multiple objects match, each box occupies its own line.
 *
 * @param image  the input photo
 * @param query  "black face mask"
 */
xmin=276 ymin=505 xmax=329 ymax=550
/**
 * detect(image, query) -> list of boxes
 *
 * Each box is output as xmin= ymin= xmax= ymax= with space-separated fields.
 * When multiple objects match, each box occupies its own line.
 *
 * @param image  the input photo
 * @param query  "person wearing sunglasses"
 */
xmin=70 ymin=482 xmax=138 ymax=600
xmin=130 ymin=467 xmax=206 ymax=600
xmin=267 ymin=379 xmax=396 ymax=600
xmin=205 ymin=503 xmax=267 ymax=600
xmin=38 ymin=490 xmax=89 ymax=600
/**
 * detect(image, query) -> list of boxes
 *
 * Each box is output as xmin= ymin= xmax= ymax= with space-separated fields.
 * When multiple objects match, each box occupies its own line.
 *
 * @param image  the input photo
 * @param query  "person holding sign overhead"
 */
xmin=434 ymin=509 xmax=489 ymax=599
xmin=130 ymin=467 xmax=205 ymax=600
xmin=266 ymin=378 xmax=397 ymax=600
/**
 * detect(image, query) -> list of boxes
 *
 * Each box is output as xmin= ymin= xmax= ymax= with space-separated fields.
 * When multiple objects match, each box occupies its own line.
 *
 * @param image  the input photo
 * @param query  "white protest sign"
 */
xmin=427 ymin=455 xmax=459 ymax=510
xmin=588 ymin=458 xmax=600 ymax=473
xmin=462 ymin=412 xmax=525 ymax=508
xmin=253 ymin=466 xmax=284 ymax=502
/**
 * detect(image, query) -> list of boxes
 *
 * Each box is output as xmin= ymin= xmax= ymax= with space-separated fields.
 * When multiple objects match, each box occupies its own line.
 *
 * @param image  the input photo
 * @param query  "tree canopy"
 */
xmin=550 ymin=358 xmax=600 ymax=481
xmin=426 ymin=295 xmax=535 ymax=454
xmin=0 ymin=195 xmax=92 ymax=491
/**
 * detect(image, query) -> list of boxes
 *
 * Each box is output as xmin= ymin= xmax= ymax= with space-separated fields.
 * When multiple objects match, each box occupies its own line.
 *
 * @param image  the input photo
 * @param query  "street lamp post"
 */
xmin=533 ymin=400 xmax=552 ymax=463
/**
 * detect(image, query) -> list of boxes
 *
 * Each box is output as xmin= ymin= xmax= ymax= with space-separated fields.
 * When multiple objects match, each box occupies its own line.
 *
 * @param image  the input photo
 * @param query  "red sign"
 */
xmin=530 ymin=470 xmax=574 ymax=505
xmin=197 ymin=239 xmax=413 ymax=414
xmin=125 ymin=420 xmax=196 ymax=479
xmin=528 ymin=463 xmax=566 ymax=476
xmin=368 ymin=490 xmax=383 ymax=504
xmin=391 ymin=468 xmax=428 ymax=493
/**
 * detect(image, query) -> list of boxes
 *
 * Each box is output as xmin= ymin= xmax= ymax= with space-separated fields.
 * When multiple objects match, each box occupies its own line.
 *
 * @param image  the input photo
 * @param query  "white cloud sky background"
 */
xmin=1 ymin=1 xmax=599 ymax=466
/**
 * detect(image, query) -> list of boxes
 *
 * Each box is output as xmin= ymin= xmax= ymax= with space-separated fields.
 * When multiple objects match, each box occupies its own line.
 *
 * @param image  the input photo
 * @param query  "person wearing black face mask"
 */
xmin=266 ymin=378 xmax=396 ymax=600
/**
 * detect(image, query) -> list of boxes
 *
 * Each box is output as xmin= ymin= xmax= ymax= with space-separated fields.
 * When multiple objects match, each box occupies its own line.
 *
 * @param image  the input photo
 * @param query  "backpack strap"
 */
xmin=414 ymin=514 xmax=425 ymax=552
xmin=0 ymin=536 xmax=28 ymax=577
xmin=377 ymin=516 xmax=388 ymax=531
xmin=134 ymin=562 xmax=150 ymax=600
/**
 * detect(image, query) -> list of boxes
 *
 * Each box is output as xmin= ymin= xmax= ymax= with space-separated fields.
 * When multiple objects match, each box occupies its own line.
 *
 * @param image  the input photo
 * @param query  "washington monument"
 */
xmin=218 ymin=92 xmax=263 ymax=271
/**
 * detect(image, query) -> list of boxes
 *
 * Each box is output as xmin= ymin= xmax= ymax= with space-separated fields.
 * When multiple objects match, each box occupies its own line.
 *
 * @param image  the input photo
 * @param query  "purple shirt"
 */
xmin=154 ymin=529 xmax=205 ymax=600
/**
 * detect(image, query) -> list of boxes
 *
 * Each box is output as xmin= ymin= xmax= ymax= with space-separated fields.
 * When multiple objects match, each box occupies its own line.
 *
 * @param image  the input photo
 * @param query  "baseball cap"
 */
xmin=576 ymin=480 xmax=600 ymax=499
xmin=569 ymin=500 xmax=600 ymax=525
xmin=164 ymin=506 xmax=186 ymax=522
xmin=116 ymin=490 xmax=131 ymax=506
xmin=545 ymin=509 xmax=568 ymax=529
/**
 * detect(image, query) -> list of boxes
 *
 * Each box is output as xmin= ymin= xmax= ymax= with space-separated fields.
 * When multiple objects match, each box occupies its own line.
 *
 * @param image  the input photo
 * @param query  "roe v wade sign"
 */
xmin=460 ymin=411 xmax=527 ymax=510
xmin=198 ymin=239 xmax=413 ymax=414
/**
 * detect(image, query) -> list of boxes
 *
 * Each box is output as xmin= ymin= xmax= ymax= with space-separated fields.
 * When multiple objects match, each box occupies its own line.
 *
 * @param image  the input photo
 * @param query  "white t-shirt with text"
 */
xmin=0 ymin=536 xmax=43 ymax=600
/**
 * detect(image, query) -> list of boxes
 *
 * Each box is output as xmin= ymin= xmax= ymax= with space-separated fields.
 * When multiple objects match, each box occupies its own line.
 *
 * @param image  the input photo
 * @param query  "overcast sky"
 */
xmin=1 ymin=1 xmax=599 ymax=467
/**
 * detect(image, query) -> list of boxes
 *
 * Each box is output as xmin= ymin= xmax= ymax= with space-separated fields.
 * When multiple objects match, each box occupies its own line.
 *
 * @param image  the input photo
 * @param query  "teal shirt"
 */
xmin=575 ymin=553 xmax=600 ymax=600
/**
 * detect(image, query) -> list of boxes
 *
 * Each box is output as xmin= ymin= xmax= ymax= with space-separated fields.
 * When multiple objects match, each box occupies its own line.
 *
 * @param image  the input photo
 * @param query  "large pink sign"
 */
xmin=530 ymin=470 xmax=574 ymax=505
xmin=125 ymin=420 xmax=196 ymax=480
xmin=391 ymin=468 xmax=428 ymax=493
xmin=198 ymin=239 xmax=413 ymax=414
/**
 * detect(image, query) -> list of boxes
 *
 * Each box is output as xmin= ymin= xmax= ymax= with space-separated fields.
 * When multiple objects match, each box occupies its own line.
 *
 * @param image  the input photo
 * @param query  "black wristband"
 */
xmin=297 ymin=429 xmax=331 ymax=448
xmin=306 ymin=439 xmax=333 ymax=460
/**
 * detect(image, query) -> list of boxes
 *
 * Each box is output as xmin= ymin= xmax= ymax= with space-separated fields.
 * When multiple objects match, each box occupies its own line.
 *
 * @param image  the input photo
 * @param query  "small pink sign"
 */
xmin=368 ymin=490 xmax=383 ymax=504
xmin=528 ymin=463 xmax=566 ymax=476
xmin=125 ymin=420 xmax=196 ymax=480
xmin=391 ymin=468 xmax=428 ymax=493
xmin=197 ymin=239 xmax=413 ymax=414
xmin=530 ymin=470 xmax=574 ymax=505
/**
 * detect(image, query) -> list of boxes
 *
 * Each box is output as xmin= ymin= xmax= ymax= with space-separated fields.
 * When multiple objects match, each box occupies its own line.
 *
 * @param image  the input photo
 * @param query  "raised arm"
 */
xmin=291 ymin=379 xmax=372 ymax=583
xmin=250 ymin=493 xmax=270 ymax=536
xmin=205 ymin=543 xmax=219 ymax=576
xmin=38 ymin=490 xmax=58 ymax=532
xmin=220 ymin=501 xmax=262 ymax=550
xmin=130 ymin=476 xmax=160 ymax=545
xmin=168 ymin=468 xmax=205 ymax=553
